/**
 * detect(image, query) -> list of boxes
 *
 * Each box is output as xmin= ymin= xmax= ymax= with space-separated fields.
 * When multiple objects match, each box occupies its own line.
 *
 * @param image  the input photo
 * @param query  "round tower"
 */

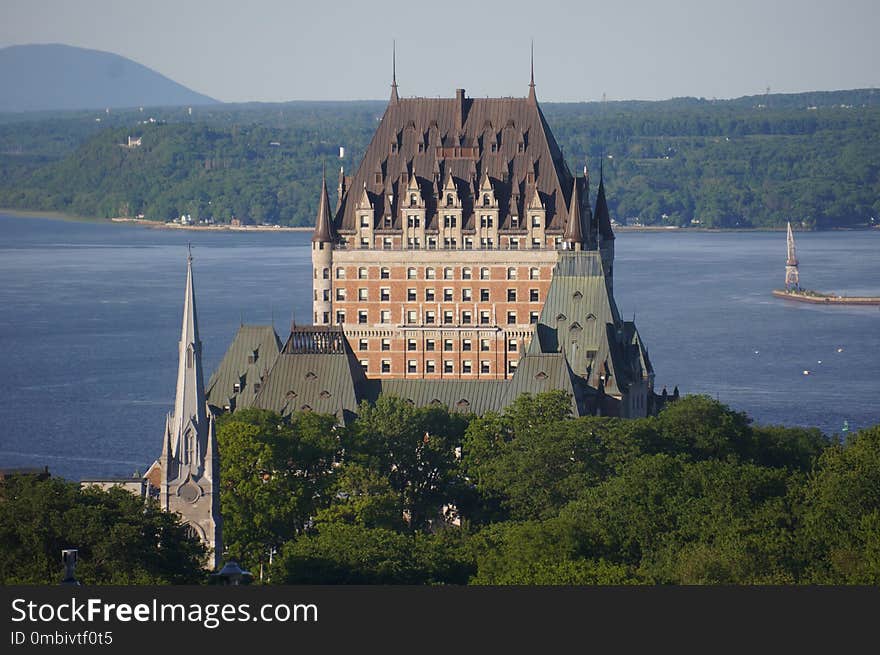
xmin=312 ymin=168 xmax=335 ymax=325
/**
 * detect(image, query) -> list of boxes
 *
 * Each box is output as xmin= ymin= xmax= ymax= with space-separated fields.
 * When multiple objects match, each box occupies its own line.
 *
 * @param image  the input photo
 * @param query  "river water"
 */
xmin=1 ymin=213 xmax=877 ymax=480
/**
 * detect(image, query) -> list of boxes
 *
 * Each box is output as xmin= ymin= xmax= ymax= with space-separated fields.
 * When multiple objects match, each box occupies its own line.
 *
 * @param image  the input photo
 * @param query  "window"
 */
xmin=381 ymin=338 xmax=390 ymax=351
xmin=336 ymin=310 xmax=345 ymax=324
xmin=233 ymin=382 xmax=241 ymax=393
xmin=507 ymin=289 xmax=517 ymax=302
xmin=322 ymin=268 xmax=330 ymax=280
xmin=408 ymin=215 xmax=420 ymax=227
xmin=381 ymin=360 xmax=391 ymax=373
xmin=444 ymin=215 xmax=457 ymax=228
xmin=407 ymin=237 xmax=420 ymax=249
xmin=480 ymin=360 xmax=490 ymax=373
xmin=480 ymin=289 xmax=490 ymax=302
xmin=426 ymin=339 xmax=436 ymax=351
xmin=508 ymin=339 xmax=518 ymax=352
xmin=530 ymin=289 xmax=539 ymax=302
xmin=426 ymin=267 xmax=436 ymax=279
xmin=508 ymin=360 xmax=518 ymax=374
xmin=358 ymin=339 xmax=368 ymax=350
xmin=380 ymin=310 xmax=391 ymax=324
xmin=336 ymin=288 xmax=347 ymax=301
xmin=384 ymin=216 xmax=393 ymax=228
xmin=358 ymin=288 xmax=368 ymax=301
xmin=532 ymin=238 xmax=541 ymax=249
xmin=461 ymin=310 xmax=472 ymax=324
xmin=480 ymin=339 xmax=490 ymax=351
xmin=358 ymin=267 xmax=368 ymax=279
xmin=323 ymin=289 xmax=330 ymax=301
xmin=443 ymin=267 xmax=454 ymax=280
xmin=428 ymin=237 xmax=437 ymax=249
xmin=360 ymin=238 xmax=369 ymax=249
xmin=444 ymin=360 xmax=454 ymax=373
xmin=322 ymin=312 xmax=329 ymax=324
xmin=529 ymin=267 xmax=540 ymax=280
xmin=480 ymin=310 xmax=490 ymax=325
xmin=336 ymin=267 xmax=346 ymax=279
xmin=426 ymin=360 xmax=436 ymax=373
xmin=462 ymin=267 xmax=472 ymax=280
xmin=407 ymin=267 xmax=417 ymax=279
xmin=462 ymin=339 xmax=472 ymax=351
xmin=407 ymin=288 xmax=417 ymax=301
xmin=425 ymin=288 xmax=435 ymax=301
xmin=406 ymin=309 xmax=417 ymax=323
xmin=480 ymin=267 xmax=490 ymax=280
xmin=480 ymin=215 xmax=494 ymax=228
xmin=462 ymin=360 xmax=472 ymax=374
xmin=446 ymin=194 xmax=454 ymax=207
xmin=383 ymin=237 xmax=393 ymax=250
xmin=408 ymin=360 xmax=417 ymax=373
xmin=530 ymin=311 xmax=539 ymax=324
xmin=380 ymin=267 xmax=390 ymax=279
xmin=443 ymin=288 xmax=453 ymax=302
xmin=532 ymin=215 xmax=541 ymax=227
xmin=407 ymin=339 xmax=417 ymax=351
xmin=480 ymin=237 xmax=494 ymax=249
xmin=380 ymin=288 xmax=390 ymax=301
xmin=507 ymin=310 xmax=517 ymax=324
xmin=511 ymin=215 xmax=520 ymax=228
xmin=464 ymin=237 xmax=474 ymax=250
xmin=462 ymin=288 xmax=472 ymax=301
xmin=360 ymin=360 xmax=369 ymax=372
xmin=358 ymin=310 xmax=368 ymax=324
xmin=444 ymin=339 xmax=454 ymax=352
xmin=507 ymin=267 xmax=517 ymax=280
xmin=443 ymin=310 xmax=453 ymax=324
xmin=425 ymin=311 xmax=435 ymax=324
xmin=510 ymin=237 xmax=519 ymax=250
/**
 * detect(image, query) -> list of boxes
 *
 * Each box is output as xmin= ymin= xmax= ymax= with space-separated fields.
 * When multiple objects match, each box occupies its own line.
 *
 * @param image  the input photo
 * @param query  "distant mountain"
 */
xmin=0 ymin=44 xmax=218 ymax=113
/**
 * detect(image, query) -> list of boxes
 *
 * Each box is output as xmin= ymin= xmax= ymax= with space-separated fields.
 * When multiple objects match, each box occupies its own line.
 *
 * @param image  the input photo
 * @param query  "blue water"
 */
xmin=0 ymin=214 xmax=878 ymax=480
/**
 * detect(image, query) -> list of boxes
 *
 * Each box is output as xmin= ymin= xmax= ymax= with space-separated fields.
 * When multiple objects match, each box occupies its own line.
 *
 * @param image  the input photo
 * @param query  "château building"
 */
xmin=207 ymin=63 xmax=657 ymax=420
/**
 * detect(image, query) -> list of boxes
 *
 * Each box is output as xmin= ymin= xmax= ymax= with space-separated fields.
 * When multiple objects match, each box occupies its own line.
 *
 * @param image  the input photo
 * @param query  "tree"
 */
xmin=0 ymin=475 xmax=206 ymax=584
xmin=217 ymin=408 xmax=340 ymax=574
xmin=345 ymin=395 xmax=468 ymax=530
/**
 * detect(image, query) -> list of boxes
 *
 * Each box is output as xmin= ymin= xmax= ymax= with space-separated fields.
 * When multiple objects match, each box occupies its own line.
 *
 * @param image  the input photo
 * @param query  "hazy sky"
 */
xmin=2 ymin=0 xmax=878 ymax=103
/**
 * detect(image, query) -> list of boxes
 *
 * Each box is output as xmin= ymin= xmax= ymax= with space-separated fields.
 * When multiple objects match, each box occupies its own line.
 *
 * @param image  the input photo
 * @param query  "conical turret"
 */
xmin=564 ymin=176 xmax=584 ymax=250
xmin=312 ymin=166 xmax=334 ymax=243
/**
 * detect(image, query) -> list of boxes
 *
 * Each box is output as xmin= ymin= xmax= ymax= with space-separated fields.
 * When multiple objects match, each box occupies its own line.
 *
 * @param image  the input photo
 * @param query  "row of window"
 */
xmin=354 ymin=237 xmax=553 ymax=250
xmin=338 ymin=309 xmax=538 ymax=325
xmin=360 ymin=359 xmax=520 ymax=375
xmin=328 ymin=266 xmax=543 ymax=281
xmin=334 ymin=288 xmax=540 ymax=303
xmin=358 ymin=338 xmax=520 ymax=352
xmin=370 ymin=214 xmax=544 ymax=229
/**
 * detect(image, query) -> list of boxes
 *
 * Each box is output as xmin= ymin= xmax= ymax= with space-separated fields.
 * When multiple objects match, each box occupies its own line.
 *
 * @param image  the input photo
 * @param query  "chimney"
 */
xmin=455 ymin=89 xmax=465 ymax=130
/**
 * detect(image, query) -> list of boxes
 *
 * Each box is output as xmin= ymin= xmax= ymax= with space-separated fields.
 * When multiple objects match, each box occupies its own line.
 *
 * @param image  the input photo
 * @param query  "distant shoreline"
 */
xmin=2 ymin=209 xmax=877 ymax=234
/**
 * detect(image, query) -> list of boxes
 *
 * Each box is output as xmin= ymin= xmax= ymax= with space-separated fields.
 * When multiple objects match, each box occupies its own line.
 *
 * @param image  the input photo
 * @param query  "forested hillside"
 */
xmin=1 ymin=89 xmax=878 ymax=228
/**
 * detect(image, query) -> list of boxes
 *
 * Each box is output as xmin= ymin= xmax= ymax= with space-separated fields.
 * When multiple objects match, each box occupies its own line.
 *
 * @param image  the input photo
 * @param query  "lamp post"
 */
xmin=60 ymin=548 xmax=81 ymax=586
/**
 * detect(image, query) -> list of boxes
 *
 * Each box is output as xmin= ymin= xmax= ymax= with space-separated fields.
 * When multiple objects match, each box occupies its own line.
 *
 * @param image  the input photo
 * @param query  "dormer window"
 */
xmin=446 ymin=194 xmax=454 ymax=207
xmin=374 ymin=173 xmax=382 ymax=184
xmin=483 ymin=195 xmax=490 ymax=207
xmin=491 ymin=143 xmax=497 ymax=153
xmin=247 ymin=349 xmax=258 ymax=364
xmin=410 ymin=194 xmax=417 ymax=207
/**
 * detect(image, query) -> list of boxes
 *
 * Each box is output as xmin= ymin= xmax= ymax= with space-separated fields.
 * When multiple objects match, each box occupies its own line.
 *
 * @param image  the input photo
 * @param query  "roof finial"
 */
xmin=528 ymin=40 xmax=536 ymax=103
xmin=390 ymin=40 xmax=399 ymax=103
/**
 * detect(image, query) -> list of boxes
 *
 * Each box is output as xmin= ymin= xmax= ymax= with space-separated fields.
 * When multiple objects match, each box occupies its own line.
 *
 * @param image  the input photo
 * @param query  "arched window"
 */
xmin=410 ymin=194 xmax=417 ymax=207
xmin=483 ymin=194 xmax=490 ymax=207
xmin=446 ymin=194 xmax=453 ymax=207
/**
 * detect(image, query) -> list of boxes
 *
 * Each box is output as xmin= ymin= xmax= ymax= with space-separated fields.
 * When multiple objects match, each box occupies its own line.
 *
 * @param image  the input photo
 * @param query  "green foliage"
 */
xmin=345 ymin=395 xmax=468 ymax=530
xmin=216 ymin=408 xmax=340 ymax=572
xmin=799 ymin=425 xmax=880 ymax=583
xmin=0 ymin=475 xmax=206 ymax=584
xmin=1 ymin=92 xmax=878 ymax=228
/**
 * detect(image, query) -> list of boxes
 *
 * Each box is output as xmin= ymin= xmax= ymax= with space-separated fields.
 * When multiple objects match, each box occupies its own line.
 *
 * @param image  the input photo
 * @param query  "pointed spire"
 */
xmin=564 ymin=176 xmax=584 ymax=249
xmin=595 ymin=160 xmax=614 ymax=241
xmin=528 ymin=40 xmax=536 ymax=103
xmin=390 ymin=41 xmax=399 ymax=103
xmin=312 ymin=164 xmax=333 ymax=243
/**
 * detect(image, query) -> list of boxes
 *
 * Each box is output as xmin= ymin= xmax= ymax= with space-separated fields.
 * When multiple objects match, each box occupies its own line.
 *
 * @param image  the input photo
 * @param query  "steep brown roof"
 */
xmin=333 ymin=90 xmax=576 ymax=234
